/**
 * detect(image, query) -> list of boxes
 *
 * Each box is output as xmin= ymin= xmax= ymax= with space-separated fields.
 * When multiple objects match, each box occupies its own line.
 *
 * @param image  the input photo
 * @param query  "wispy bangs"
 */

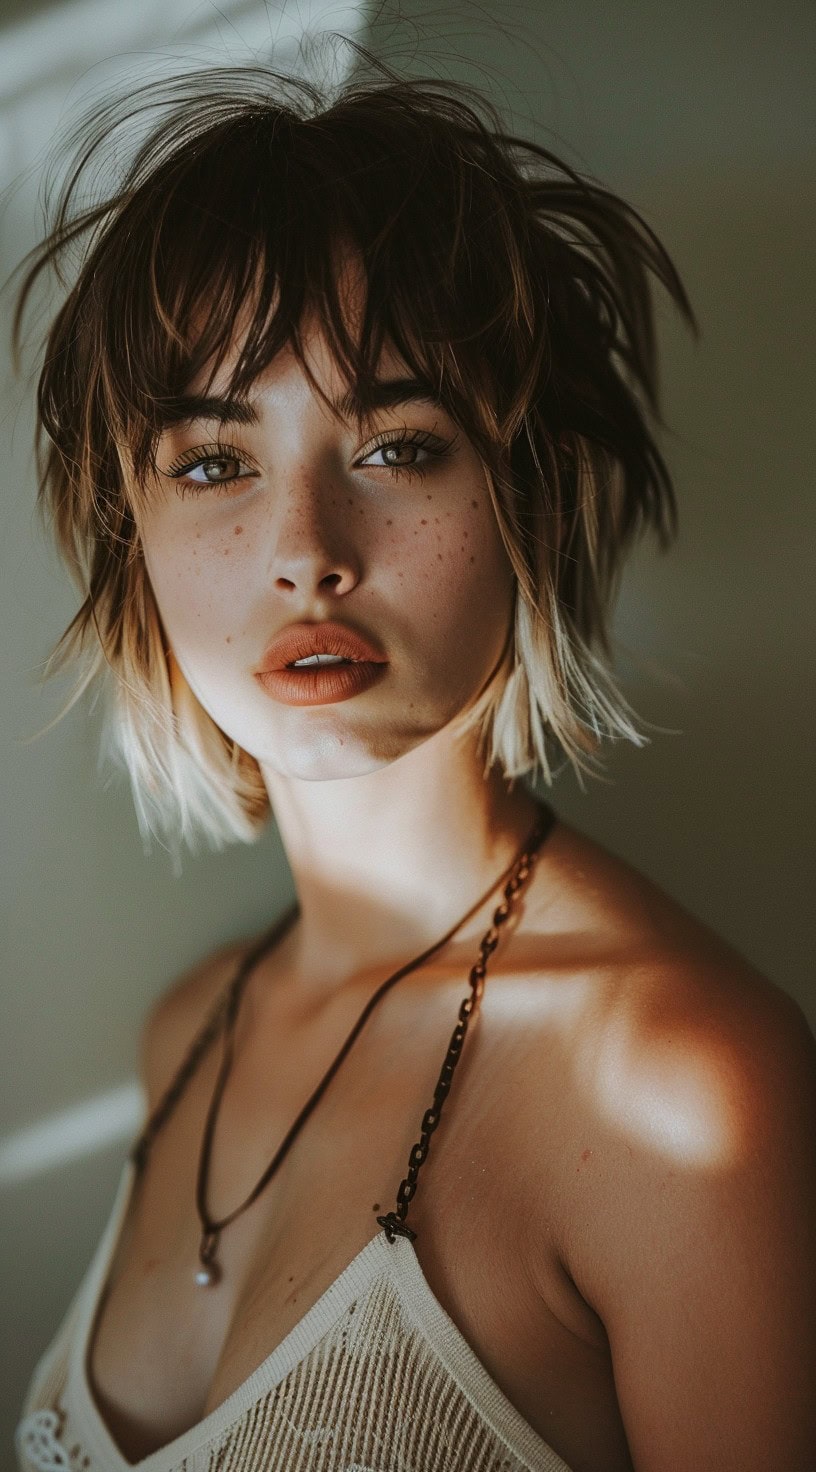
xmin=42 ymin=75 xmax=538 ymax=497
xmin=14 ymin=52 xmax=699 ymax=860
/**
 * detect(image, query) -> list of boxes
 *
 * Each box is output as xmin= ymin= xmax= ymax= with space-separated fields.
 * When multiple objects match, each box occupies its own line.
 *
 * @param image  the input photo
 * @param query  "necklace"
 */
xmin=131 ymin=802 xmax=556 ymax=1286
xmin=193 ymin=804 xmax=555 ymax=1284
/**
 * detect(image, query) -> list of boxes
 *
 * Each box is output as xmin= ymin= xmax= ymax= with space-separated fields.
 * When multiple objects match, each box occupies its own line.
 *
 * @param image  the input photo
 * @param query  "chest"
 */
xmin=87 ymin=977 xmax=632 ymax=1470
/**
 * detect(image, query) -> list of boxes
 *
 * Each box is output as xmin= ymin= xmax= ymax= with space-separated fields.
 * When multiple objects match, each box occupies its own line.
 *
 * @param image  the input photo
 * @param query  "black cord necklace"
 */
xmin=131 ymin=802 xmax=556 ymax=1286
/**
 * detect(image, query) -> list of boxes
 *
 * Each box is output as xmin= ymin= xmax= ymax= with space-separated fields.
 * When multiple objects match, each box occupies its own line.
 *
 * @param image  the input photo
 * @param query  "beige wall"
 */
xmin=2 ymin=0 xmax=813 ymax=1457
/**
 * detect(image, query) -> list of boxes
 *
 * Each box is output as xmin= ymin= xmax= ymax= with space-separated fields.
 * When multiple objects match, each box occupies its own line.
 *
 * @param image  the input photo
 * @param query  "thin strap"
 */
xmin=131 ymin=905 xmax=299 ymax=1172
xmin=195 ymin=802 xmax=557 ymax=1248
xmin=132 ymin=801 xmax=556 ymax=1222
xmin=378 ymin=800 xmax=556 ymax=1243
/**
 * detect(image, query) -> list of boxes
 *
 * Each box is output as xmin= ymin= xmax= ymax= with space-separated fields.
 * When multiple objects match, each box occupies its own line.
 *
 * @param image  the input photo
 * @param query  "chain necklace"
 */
xmin=131 ymin=802 xmax=556 ymax=1286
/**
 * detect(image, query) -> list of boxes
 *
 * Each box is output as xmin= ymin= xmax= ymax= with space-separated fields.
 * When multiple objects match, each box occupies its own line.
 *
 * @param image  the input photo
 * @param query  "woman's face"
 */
xmin=137 ymin=315 xmax=516 ymax=782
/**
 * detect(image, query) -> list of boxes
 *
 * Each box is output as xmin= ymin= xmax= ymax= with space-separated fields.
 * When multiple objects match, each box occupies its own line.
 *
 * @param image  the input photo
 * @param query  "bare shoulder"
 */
xmin=520 ymin=819 xmax=816 ymax=1467
xmin=525 ymin=817 xmax=816 ymax=1159
xmin=527 ymin=814 xmax=812 ymax=1026
xmin=139 ymin=932 xmax=261 ymax=1111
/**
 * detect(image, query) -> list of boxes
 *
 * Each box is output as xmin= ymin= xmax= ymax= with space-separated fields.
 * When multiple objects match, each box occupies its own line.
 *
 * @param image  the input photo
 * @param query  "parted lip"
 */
xmin=255 ymin=620 xmax=388 ymax=672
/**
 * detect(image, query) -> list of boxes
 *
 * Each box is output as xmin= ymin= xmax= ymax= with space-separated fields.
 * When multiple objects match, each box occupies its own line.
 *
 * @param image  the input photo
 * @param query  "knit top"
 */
xmin=16 ymin=1156 xmax=573 ymax=1471
xmin=17 ymin=803 xmax=572 ymax=1472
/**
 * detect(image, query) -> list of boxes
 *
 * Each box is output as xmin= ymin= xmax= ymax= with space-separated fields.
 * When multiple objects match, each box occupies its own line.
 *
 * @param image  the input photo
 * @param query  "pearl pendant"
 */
xmin=196 ymin=1228 xmax=222 ymax=1286
xmin=194 ymin=1261 xmax=221 ymax=1287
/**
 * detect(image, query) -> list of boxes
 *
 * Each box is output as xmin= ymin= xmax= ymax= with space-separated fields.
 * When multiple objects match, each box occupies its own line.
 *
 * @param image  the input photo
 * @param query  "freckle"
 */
xmin=471 ymin=500 xmax=478 ymax=508
xmin=469 ymin=556 xmax=474 ymax=563
xmin=437 ymin=553 xmax=443 ymax=560
xmin=420 ymin=519 xmax=427 ymax=525
xmin=463 ymin=530 xmax=469 ymax=538
xmin=233 ymin=525 xmax=243 ymax=536
xmin=223 ymin=547 xmax=230 ymax=556
xmin=288 ymin=1276 xmax=294 ymax=1283
xmin=372 ymin=1202 xmax=380 ymax=1212
xmin=347 ymin=497 xmax=353 ymax=506
xmin=434 ymin=518 xmax=440 ymax=524
xmin=426 ymin=494 xmax=432 ymax=501
xmin=386 ymin=519 xmax=393 ymax=526
xmin=225 ymin=635 xmax=232 ymax=644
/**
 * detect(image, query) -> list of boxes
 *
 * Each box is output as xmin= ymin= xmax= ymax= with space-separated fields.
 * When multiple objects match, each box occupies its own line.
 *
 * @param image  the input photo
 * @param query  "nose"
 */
xmin=266 ymin=469 xmax=361 ymax=598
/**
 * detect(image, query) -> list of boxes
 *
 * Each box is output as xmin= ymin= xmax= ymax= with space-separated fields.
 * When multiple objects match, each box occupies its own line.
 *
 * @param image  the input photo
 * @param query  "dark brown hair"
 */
xmin=14 ymin=47 xmax=698 ymax=853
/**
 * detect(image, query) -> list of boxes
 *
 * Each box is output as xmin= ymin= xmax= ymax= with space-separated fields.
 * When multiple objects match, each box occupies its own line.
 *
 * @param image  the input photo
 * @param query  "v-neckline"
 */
xmin=65 ymin=1159 xmax=569 ymax=1472
xmin=70 ymin=1160 xmax=393 ymax=1470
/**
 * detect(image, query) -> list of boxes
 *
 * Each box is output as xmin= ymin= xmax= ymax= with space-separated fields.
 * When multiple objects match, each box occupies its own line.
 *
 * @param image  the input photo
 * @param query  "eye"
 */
xmin=162 ymin=442 xmax=259 ymax=494
xmin=186 ymin=456 xmax=244 ymax=485
xmin=355 ymin=429 xmax=454 ymax=480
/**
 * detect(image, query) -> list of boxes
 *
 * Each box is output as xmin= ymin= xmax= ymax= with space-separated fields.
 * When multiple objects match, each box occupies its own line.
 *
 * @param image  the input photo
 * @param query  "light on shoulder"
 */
xmin=533 ymin=944 xmax=816 ymax=1471
xmin=576 ymin=947 xmax=814 ymax=1166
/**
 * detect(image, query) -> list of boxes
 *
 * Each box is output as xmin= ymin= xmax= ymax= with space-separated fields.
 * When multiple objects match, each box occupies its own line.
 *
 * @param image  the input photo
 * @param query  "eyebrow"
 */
xmin=157 ymin=395 xmax=260 ymax=429
xmin=335 ymin=376 xmax=443 ymax=418
xmin=156 ymin=376 xmax=443 ymax=430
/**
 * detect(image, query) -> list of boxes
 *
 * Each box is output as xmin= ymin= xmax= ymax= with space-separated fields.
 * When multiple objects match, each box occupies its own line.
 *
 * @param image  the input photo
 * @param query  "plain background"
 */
xmin=1 ymin=0 xmax=814 ymax=1459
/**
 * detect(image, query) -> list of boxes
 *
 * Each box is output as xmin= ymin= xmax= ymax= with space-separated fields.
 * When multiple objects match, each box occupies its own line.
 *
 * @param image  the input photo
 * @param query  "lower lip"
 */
xmin=255 ymin=661 xmax=388 ymax=706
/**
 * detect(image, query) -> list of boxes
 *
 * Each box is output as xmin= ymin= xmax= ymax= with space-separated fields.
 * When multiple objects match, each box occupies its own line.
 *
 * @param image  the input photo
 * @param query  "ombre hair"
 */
xmin=13 ymin=45 xmax=698 ymax=856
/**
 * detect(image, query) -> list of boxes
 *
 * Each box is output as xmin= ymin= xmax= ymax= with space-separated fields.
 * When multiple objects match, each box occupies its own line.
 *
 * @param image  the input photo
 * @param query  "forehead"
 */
xmin=178 ymin=240 xmax=412 ymax=400
xmin=158 ymin=361 xmax=446 ymax=448
xmin=167 ymin=284 xmax=441 ymax=436
xmin=186 ymin=319 xmax=409 ymax=402
xmin=129 ymin=238 xmax=463 ymax=483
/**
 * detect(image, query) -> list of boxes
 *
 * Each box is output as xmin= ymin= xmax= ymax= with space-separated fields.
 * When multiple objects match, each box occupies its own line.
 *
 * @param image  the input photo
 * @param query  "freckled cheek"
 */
xmin=143 ymin=524 xmax=256 ymax=647
xmin=384 ymin=511 xmax=512 ymax=650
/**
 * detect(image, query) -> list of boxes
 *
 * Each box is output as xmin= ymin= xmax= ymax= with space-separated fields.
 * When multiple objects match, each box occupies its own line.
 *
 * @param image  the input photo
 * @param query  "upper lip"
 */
xmin=256 ymin=620 xmax=388 ymax=672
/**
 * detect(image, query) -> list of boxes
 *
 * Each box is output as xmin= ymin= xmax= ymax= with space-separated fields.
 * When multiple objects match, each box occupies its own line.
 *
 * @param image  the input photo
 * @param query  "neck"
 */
xmin=260 ymin=726 xmax=545 ymax=997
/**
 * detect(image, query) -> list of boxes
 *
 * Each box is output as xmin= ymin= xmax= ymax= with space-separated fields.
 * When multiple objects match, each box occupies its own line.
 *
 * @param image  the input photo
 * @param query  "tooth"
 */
xmin=292 ymin=653 xmax=350 ymax=666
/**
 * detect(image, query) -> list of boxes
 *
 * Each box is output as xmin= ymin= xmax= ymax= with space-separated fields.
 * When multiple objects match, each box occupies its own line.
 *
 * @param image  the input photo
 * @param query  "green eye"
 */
xmin=356 ymin=430 xmax=454 ymax=480
xmin=189 ymin=457 xmax=243 ymax=483
xmin=163 ymin=443 xmax=258 ymax=494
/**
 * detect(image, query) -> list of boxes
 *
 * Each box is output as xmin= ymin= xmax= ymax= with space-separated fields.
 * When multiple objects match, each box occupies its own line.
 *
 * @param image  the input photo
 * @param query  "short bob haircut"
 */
xmin=14 ymin=49 xmax=698 ymax=856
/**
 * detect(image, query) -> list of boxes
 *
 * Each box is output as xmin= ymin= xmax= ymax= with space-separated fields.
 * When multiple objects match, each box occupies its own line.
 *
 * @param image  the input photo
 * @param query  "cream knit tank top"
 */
xmin=17 ymin=806 xmax=573 ymax=1472
xmin=16 ymin=1157 xmax=573 ymax=1472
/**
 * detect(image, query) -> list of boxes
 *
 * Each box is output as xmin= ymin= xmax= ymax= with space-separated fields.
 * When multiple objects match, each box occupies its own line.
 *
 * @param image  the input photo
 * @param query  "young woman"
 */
xmin=13 ymin=53 xmax=816 ymax=1472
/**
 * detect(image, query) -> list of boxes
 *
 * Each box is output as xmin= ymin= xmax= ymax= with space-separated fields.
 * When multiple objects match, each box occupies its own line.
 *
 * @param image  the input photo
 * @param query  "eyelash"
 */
xmin=163 ymin=429 xmax=454 ymax=497
xmin=164 ymin=442 xmax=257 ymax=496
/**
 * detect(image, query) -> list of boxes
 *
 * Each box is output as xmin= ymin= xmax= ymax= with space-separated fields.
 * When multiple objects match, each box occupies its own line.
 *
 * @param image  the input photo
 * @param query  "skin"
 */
xmin=139 ymin=311 xmax=540 ymax=989
xmin=87 ymin=300 xmax=816 ymax=1471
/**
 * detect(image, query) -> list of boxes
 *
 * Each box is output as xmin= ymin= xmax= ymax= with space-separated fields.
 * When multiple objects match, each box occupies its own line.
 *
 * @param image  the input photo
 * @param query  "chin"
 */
xmin=256 ymin=714 xmax=449 ymax=782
